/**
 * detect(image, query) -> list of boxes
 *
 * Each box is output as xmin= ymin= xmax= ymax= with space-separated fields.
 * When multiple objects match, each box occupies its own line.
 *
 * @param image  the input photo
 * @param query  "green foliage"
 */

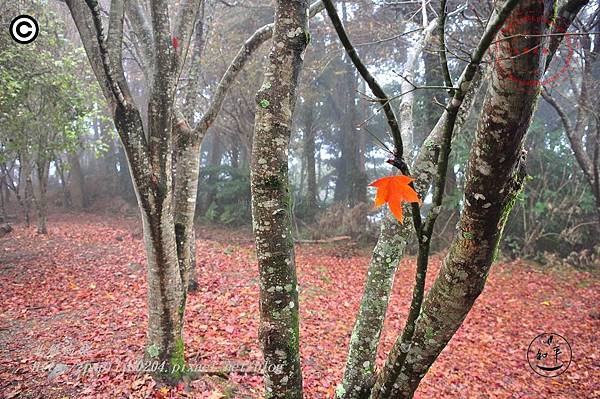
xmin=500 ymin=121 xmax=599 ymax=258
xmin=198 ymin=166 xmax=251 ymax=225
xmin=0 ymin=1 xmax=98 ymax=167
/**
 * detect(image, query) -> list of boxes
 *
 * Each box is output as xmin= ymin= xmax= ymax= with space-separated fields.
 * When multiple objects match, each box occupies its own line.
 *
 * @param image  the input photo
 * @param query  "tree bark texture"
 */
xmin=250 ymin=0 xmax=309 ymax=397
xmin=34 ymin=159 xmax=49 ymax=235
xmin=67 ymin=151 xmax=87 ymax=209
xmin=371 ymin=0 xmax=554 ymax=396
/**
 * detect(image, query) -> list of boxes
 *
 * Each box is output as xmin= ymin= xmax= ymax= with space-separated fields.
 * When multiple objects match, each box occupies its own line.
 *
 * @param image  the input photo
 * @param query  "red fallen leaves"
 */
xmin=0 ymin=213 xmax=599 ymax=398
xmin=369 ymin=175 xmax=420 ymax=222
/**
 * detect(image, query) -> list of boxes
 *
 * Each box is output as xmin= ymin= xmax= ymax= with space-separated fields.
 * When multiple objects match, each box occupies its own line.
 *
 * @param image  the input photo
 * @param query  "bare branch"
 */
xmin=107 ymin=0 xmax=134 ymax=102
xmin=398 ymin=20 xmax=438 ymax=155
xmin=372 ymin=0 xmax=522 ymax=396
xmin=438 ymin=0 xmax=454 ymax=96
xmin=125 ymin=0 xmax=154 ymax=73
xmin=64 ymin=0 xmax=113 ymax=103
xmin=543 ymin=89 xmax=595 ymax=185
xmin=173 ymin=0 xmax=204 ymax=75
xmin=192 ymin=0 xmax=325 ymax=138
xmin=546 ymin=0 xmax=590 ymax=69
xmin=81 ymin=0 xmax=130 ymax=108
xmin=322 ymin=0 xmax=406 ymax=164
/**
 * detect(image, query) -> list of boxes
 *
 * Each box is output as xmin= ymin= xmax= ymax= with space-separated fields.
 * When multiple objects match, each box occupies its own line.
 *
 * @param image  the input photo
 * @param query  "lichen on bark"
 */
xmin=371 ymin=0 xmax=556 ymax=396
xmin=250 ymin=0 xmax=309 ymax=397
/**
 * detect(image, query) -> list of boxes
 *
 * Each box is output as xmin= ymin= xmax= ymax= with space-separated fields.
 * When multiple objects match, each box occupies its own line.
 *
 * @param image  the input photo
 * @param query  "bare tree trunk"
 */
xmin=114 ymin=107 xmax=187 ymax=382
xmin=34 ymin=160 xmax=50 ymax=234
xmin=302 ymin=100 xmax=318 ymax=217
xmin=23 ymin=161 xmax=33 ymax=227
xmin=3 ymin=162 xmax=27 ymax=223
xmin=1 ymin=171 xmax=10 ymax=207
xmin=201 ymin=134 xmax=222 ymax=216
xmin=68 ymin=151 xmax=87 ymax=209
xmin=250 ymin=0 xmax=309 ymax=396
xmin=55 ymin=157 xmax=73 ymax=207
xmin=173 ymin=120 xmax=203 ymax=294
xmin=66 ymin=0 xmax=323 ymax=386
xmin=333 ymin=1 xmax=358 ymax=204
xmin=0 ymin=170 xmax=6 ymax=220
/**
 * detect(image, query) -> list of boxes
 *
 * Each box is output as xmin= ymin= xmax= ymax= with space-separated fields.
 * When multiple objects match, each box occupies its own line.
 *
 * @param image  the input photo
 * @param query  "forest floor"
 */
xmin=0 ymin=211 xmax=599 ymax=399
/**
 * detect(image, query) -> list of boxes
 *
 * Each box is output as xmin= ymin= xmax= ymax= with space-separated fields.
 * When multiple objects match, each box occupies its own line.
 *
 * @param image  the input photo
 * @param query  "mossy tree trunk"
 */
xmin=250 ymin=0 xmax=309 ymax=397
xmin=325 ymin=0 xmax=582 ymax=396
xmin=66 ymin=0 xmax=324 ymax=386
xmin=370 ymin=0 xmax=555 ymax=396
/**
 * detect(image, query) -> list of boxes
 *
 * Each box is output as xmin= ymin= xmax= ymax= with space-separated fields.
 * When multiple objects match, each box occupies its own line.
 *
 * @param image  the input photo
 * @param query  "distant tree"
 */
xmin=543 ymin=15 xmax=600 ymax=226
xmin=0 ymin=9 xmax=92 ymax=233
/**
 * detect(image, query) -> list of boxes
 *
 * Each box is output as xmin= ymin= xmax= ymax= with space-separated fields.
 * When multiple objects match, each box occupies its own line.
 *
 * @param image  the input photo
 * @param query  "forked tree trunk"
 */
xmin=250 ymin=0 xmax=309 ymax=397
xmin=66 ymin=0 xmax=323 ymax=386
xmin=371 ymin=0 xmax=554 ymax=396
xmin=114 ymin=108 xmax=187 ymax=382
xmin=336 ymin=20 xmax=439 ymax=399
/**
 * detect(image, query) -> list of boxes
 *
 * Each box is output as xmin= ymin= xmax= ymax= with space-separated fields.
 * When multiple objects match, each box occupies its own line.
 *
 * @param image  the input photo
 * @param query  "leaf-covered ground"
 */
xmin=1 ymin=212 xmax=599 ymax=398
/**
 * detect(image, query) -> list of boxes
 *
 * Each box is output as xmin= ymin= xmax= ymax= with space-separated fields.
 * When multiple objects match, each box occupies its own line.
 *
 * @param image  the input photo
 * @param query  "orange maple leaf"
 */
xmin=369 ymin=175 xmax=421 ymax=222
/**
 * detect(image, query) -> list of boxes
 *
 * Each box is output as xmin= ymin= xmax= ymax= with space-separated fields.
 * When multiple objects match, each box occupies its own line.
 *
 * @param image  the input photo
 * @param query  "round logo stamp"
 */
xmin=9 ymin=15 xmax=39 ymax=44
xmin=527 ymin=333 xmax=572 ymax=377
xmin=495 ymin=14 xmax=576 ymax=92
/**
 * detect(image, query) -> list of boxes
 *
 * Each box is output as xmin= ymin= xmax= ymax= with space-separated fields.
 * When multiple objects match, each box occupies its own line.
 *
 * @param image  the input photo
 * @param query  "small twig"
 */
xmin=438 ymin=0 xmax=454 ymax=96
xmin=322 ymin=0 xmax=406 ymax=163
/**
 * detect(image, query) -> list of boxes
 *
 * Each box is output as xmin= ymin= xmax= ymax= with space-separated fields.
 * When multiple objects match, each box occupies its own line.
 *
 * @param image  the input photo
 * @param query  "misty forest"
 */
xmin=0 ymin=0 xmax=599 ymax=397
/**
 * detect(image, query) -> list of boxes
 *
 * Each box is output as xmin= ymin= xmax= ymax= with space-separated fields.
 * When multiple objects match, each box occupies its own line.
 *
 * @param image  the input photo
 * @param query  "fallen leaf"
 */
xmin=5 ymin=385 xmax=22 ymax=399
xmin=208 ymin=390 xmax=225 ymax=399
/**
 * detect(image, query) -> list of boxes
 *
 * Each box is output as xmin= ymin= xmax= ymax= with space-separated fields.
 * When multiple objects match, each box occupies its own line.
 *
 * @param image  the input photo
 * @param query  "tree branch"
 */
xmin=438 ymin=0 xmax=454 ymax=96
xmin=322 ymin=0 xmax=405 ymax=162
xmin=191 ymin=0 xmax=325 ymax=138
xmin=173 ymin=0 xmax=204 ymax=76
xmin=64 ymin=0 xmax=113 ymax=103
xmin=546 ymin=0 xmax=590 ymax=69
xmin=372 ymin=0 xmax=522 ymax=396
xmin=107 ymin=0 xmax=133 ymax=103
xmin=543 ymin=90 xmax=595 ymax=192
xmin=82 ymin=0 xmax=130 ymax=108
xmin=125 ymin=0 xmax=154 ymax=74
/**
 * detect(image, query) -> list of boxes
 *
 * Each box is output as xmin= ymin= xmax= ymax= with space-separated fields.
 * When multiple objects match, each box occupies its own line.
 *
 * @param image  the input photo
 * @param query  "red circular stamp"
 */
xmin=494 ymin=14 xmax=576 ymax=91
